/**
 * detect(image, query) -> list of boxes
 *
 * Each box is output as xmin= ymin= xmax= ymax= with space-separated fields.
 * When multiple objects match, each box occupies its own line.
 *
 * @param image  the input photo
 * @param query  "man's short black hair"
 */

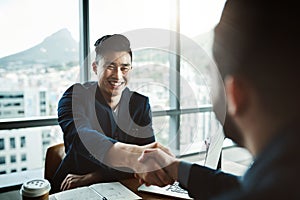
xmin=213 ymin=0 xmax=300 ymax=116
xmin=94 ymin=34 xmax=132 ymax=62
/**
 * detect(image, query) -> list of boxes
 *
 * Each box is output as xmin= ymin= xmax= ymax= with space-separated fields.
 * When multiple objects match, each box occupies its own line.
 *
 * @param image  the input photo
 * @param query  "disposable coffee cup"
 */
xmin=20 ymin=179 xmax=51 ymax=200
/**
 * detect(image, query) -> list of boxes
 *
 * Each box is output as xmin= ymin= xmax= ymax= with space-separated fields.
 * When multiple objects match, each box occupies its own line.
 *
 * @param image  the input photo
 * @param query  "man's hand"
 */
xmin=136 ymin=148 xmax=180 ymax=186
xmin=142 ymin=142 xmax=175 ymax=157
xmin=104 ymin=141 xmax=176 ymax=187
xmin=60 ymin=171 xmax=101 ymax=191
xmin=124 ymin=142 xmax=176 ymax=187
xmin=133 ymin=155 xmax=175 ymax=187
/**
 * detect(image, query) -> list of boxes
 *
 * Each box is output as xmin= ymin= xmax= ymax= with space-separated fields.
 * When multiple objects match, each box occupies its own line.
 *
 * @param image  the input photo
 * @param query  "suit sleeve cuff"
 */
xmin=178 ymin=161 xmax=192 ymax=188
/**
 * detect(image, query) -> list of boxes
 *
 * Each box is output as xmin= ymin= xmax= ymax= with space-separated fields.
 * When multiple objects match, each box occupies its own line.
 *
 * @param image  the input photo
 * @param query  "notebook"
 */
xmin=53 ymin=182 xmax=141 ymax=200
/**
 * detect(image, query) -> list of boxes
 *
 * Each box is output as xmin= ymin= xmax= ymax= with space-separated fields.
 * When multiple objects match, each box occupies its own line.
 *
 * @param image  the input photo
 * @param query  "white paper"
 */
xmin=54 ymin=187 xmax=100 ymax=200
xmin=90 ymin=182 xmax=142 ymax=200
xmin=53 ymin=182 xmax=141 ymax=200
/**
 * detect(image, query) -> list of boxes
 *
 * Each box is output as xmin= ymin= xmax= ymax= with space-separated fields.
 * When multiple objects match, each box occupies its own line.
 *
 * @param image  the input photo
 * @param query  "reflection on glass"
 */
xmin=152 ymin=116 xmax=170 ymax=146
xmin=180 ymin=58 xmax=212 ymax=109
xmin=129 ymin=49 xmax=172 ymax=110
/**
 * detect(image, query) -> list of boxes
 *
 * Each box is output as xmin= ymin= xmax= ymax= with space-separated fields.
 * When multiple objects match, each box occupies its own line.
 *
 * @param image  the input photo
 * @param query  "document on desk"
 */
xmin=53 ymin=182 xmax=142 ymax=200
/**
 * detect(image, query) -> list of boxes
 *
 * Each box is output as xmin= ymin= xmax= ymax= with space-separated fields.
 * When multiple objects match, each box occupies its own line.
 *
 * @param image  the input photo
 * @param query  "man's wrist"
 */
xmin=105 ymin=142 xmax=141 ymax=169
xmin=167 ymin=159 xmax=180 ymax=180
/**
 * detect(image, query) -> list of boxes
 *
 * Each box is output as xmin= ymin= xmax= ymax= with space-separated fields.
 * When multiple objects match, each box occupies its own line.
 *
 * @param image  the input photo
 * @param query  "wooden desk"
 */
xmin=120 ymin=178 xmax=178 ymax=200
xmin=0 ymin=178 xmax=176 ymax=200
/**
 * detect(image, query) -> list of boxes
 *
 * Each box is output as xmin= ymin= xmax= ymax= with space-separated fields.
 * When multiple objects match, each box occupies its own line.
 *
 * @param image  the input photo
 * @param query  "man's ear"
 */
xmin=225 ymin=76 xmax=248 ymax=116
xmin=92 ymin=61 xmax=97 ymax=75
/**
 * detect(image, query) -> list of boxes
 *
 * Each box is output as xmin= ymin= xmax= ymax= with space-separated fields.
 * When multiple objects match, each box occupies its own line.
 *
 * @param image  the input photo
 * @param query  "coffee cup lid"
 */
xmin=20 ymin=179 xmax=51 ymax=197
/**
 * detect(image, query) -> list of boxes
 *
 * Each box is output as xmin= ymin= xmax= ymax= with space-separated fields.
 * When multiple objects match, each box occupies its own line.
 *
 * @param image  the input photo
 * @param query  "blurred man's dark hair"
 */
xmin=213 ymin=0 xmax=300 ymax=119
xmin=94 ymin=34 xmax=132 ymax=63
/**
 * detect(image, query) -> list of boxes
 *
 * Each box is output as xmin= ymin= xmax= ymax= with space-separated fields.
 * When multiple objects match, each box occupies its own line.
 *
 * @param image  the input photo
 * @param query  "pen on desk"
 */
xmin=97 ymin=192 xmax=107 ymax=200
xmin=90 ymin=188 xmax=108 ymax=200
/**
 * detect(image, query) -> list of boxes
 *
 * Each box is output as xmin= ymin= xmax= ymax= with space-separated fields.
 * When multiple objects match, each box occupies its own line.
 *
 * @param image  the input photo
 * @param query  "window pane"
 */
xmin=0 ymin=126 xmax=63 ymax=175
xmin=129 ymin=49 xmax=174 ymax=110
xmin=180 ymin=0 xmax=226 ymax=38
xmin=179 ymin=0 xmax=226 ymax=110
xmin=152 ymin=116 xmax=170 ymax=146
xmin=10 ymin=138 xmax=16 ymax=149
xmin=180 ymin=58 xmax=212 ymax=109
xmin=89 ymin=0 xmax=175 ymax=109
xmin=0 ymin=0 xmax=79 ymax=119
xmin=89 ymin=0 xmax=172 ymax=45
xmin=20 ymin=136 xmax=26 ymax=148
xmin=0 ymin=138 xmax=4 ymax=150
xmin=180 ymin=112 xmax=208 ymax=154
xmin=10 ymin=155 xmax=16 ymax=163
xmin=0 ymin=156 xmax=5 ymax=165
xmin=21 ymin=154 xmax=27 ymax=162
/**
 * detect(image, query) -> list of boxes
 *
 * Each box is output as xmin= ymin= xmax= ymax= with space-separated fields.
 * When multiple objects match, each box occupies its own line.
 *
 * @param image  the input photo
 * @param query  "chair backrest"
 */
xmin=44 ymin=143 xmax=65 ymax=182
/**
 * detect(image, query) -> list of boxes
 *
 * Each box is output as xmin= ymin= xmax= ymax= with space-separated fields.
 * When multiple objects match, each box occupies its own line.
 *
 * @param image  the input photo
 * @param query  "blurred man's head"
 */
xmin=213 ymin=0 xmax=300 ymax=147
xmin=92 ymin=34 xmax=132 ymax=98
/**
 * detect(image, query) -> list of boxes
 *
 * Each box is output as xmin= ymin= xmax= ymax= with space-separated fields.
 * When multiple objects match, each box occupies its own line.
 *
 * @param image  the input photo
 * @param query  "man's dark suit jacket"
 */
xmin=51 ymin=82 xmax=155 ymax=193
xmin=179 ymin=123 xmax=300 ymax=199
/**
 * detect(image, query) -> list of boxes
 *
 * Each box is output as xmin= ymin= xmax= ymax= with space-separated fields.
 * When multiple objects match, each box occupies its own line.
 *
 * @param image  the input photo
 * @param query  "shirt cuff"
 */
xmin=178 ymin=161 xmax=193 ymax=188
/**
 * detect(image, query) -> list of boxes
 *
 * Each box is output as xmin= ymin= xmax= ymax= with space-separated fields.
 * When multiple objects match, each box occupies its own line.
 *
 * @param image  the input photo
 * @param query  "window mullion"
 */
xmin=169 ymin=0 xmax=181 ymax=154
xmin=79 ymin=0 xmax=90 ymax=82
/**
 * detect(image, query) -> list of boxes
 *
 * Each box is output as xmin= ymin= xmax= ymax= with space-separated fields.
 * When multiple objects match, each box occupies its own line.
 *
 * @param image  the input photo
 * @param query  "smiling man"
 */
xmin=51 ymin=34 xmax=173 ymax=193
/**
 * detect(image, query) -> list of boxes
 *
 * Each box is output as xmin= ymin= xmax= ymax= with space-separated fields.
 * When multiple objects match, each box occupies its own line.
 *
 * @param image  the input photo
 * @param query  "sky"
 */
xmin=0 ymin=0 xmax=225 ymax=59
xmin=0 ymin=0 xmax=79 ymax=58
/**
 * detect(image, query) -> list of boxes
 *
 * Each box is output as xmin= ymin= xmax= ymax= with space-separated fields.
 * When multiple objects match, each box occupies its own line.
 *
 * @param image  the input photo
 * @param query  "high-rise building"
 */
xmin=0 ymin=89 xmax=49 ymax=119
xmin=0 ymin=89 xmax=55 ymax=174
xmin=0 ymin=129 xmax=43 ymax=174
xmin=0 ymin=91 xmax=25 ymax=119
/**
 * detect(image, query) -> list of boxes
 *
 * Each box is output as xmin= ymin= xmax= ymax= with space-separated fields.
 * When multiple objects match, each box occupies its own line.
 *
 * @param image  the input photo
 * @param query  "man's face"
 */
xmin=96 ymin=51 xmax=132 ymax=97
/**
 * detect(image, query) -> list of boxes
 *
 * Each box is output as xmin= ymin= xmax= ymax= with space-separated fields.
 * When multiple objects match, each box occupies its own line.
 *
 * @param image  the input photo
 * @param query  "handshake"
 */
xmin=60 ymin=142 xmax=180 ymax=191
xmin=124 ymin=142 xmax=180 ymax=187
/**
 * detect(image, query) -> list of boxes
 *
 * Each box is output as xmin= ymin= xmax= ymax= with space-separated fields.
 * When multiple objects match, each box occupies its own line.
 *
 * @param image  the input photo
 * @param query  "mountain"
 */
xmin=0 ymin=28 xmax=79 ymax=69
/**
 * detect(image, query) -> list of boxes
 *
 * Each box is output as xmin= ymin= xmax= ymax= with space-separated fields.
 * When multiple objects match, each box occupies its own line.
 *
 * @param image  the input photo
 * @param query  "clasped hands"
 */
xmin=132 ymin=142 xmax=179 ymax=187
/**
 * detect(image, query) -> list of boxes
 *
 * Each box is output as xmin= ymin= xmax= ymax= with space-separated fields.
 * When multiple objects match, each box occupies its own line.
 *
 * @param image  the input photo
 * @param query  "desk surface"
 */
xmin=0 ymin=178 xmax=179 ymax=200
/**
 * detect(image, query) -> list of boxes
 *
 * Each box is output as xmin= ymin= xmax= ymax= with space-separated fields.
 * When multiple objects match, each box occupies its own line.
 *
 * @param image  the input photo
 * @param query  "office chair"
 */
xmin=44 ymin=143 xmax=65 ymax=183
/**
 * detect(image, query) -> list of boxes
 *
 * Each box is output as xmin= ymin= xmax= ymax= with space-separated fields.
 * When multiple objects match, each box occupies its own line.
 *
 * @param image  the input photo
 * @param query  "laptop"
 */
xmin=138 ymin=120 xmax=224 ymax=199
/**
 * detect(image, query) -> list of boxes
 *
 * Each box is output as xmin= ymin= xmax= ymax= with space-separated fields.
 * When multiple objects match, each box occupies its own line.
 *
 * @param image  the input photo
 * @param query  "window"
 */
xmin=11 ymin=169 xmax=17 ymax=173
xmin=0 ymin=0 xmax=228 ymax=176
xmin=0 ymin=156 xmax=5 ymax=164
xmin=0 ymin=0 xmax=79 ymax=175
xmin=20 ymin=136 xmax=26 ymax=148
xmin=0 ymin=138 xmax=4 ymax=150
xmin=10 ymin=155 xmax=16 ymax=163
xmin=89 ymin=0 xmax=226 ymax=156
xmin=21 ymin=154 xmax=27 ymax=162
xmin=0 ymin=0 xmax=79 ymax=120
xmin=10 ymin=137 xmax=16 ymax=149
